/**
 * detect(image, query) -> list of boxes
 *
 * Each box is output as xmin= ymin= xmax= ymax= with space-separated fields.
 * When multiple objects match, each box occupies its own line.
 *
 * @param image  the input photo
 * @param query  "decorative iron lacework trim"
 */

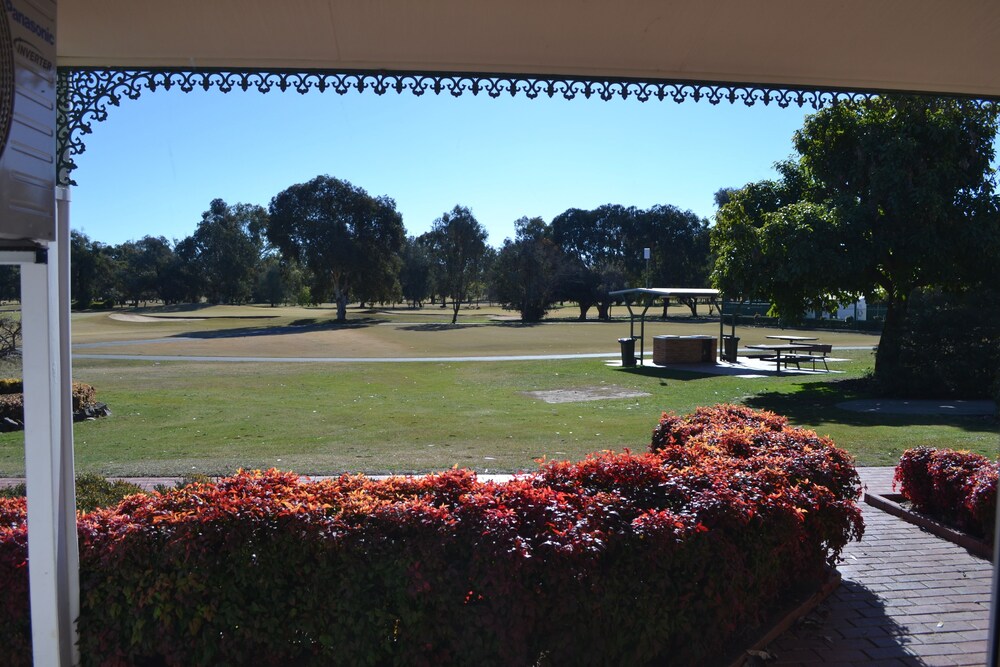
xmin=55 ymin=67 xmax=999 ymax=187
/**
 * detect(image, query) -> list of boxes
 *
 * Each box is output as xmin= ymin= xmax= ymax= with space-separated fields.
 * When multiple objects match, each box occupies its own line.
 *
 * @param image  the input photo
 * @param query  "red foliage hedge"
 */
xmin=894 ymin=446 xmax=998 ymax=539
xmin=0 ymin=405 xmax=863 ymax=666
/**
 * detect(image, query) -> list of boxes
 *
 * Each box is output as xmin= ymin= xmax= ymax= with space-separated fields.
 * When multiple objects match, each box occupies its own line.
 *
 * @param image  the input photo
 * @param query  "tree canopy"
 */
xmin=552 ymin=203 xmax=710 ymax=319
xmin=426 ymin=205 xmax=489 ymax=324
xmin=712 ymin=97 xmax=1000 ymax=387
xmin=493 ymin=217 xmax=566 ymax=322
xmin=267 ymin=175 xmax=406 ymax=321
xmin=192 ymin=199 xmax=267 ymax=304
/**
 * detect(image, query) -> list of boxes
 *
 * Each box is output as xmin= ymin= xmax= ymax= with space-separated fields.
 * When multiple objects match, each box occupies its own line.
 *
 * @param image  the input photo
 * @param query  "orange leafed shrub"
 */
xmin=895 ymin=446 xmax=998 ymax=539
xmin=0 ymin=405 xmax=864 ymax=666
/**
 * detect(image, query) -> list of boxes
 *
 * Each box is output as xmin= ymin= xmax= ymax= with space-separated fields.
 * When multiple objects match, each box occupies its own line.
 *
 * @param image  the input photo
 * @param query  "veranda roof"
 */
xmin=58 ymin=1 xmax=1000 ymax=99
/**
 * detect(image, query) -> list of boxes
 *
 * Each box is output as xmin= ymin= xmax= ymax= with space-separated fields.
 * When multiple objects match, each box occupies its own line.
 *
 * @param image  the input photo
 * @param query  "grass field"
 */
xmin=0 ymin=304 xmax=995 ymax=476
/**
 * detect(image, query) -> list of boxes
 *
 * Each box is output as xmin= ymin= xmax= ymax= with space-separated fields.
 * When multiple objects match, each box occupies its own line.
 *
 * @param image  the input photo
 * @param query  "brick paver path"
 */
xmin=767 ymin=467 xmax=994 ymax=666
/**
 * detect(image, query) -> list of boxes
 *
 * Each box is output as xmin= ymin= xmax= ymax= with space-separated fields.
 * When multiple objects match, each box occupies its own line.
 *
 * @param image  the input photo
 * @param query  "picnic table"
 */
xmin=745 ymin=343 xmax=816 ymax=374
xmin=765 ymin=335 xmax=818 ymax=343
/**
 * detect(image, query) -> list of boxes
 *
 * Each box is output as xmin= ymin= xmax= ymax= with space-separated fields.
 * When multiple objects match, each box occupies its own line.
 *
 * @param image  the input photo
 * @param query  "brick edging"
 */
xmin=725 ymin=566 xmax=842 ymax=667
xmin=864 ymin=492 xmax=993 ymax=561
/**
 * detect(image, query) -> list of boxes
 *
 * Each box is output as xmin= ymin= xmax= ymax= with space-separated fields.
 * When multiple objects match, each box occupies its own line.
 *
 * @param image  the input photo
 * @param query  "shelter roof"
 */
xmin=609 ymin=288 xmax=719 ymax=300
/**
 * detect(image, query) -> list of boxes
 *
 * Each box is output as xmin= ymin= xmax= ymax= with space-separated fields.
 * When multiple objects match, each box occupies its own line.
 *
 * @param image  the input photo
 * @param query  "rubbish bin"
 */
xmin=618 ymin=337 xmax=637 ymax=367
xmin=722 ymin=335 xmax=740 ymax=362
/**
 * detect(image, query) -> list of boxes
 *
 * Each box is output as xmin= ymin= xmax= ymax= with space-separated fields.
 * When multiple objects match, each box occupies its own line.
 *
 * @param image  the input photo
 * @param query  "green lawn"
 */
xmin=0 ymin=305 xmax=993 ymax=476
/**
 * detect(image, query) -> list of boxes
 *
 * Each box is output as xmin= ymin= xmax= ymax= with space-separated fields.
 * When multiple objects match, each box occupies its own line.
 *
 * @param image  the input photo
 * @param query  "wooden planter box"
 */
xmin=652 ymin=335 xmax=717 ymax=364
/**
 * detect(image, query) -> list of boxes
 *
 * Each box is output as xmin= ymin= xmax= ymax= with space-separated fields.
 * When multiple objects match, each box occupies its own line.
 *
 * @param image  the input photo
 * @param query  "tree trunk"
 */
xmin=577 ymin=303 xmax=592 ymax=321
xmin=597 ymin=301 xmax=611 ymax=321
xmin=451 ymin=299 xmax=460 ymax=325
xmin=334 ymin=287 xmax=349 ymax=322
xmin=873 ymin=297 xmax=908 ymax=392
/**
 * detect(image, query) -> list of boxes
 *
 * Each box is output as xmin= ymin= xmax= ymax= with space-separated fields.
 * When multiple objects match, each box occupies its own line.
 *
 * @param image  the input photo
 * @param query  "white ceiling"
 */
xmin=57 ymin=1 xmax=1000 ymax=98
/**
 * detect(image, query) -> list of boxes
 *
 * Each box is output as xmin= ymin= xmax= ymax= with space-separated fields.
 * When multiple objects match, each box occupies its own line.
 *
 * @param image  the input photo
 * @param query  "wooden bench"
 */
xmin=796 ymin=344 xmax=832 ymax=371
xmin=777 ymin=354 xmax=820 ymax=370
xmin=746 ymin=351 xmax=828 ymax=371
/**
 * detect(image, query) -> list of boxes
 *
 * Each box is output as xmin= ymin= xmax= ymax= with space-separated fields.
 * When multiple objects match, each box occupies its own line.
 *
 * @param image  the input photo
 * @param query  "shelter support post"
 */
xmin=22 ymin=186 xmax=79 ymax=667
xmin=718 ymin=299 xmax=724 ymax=360
xmin=620 ymin=296 xmax=654 ymax=365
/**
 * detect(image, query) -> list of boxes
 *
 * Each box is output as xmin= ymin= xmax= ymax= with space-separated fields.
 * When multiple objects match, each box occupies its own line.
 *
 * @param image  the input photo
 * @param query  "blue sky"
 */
xmin=69 ymin=87 xmax=814 ymax=248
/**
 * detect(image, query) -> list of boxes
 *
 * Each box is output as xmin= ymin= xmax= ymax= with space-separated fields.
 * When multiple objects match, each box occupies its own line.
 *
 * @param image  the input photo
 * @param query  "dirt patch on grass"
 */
xmin=524 ymin=386 xmax=651 ymax=404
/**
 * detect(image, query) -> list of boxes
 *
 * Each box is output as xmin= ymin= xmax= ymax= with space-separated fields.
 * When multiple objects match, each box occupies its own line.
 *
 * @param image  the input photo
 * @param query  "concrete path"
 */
xmin=70 ymin=345 xmax=875 ymax=365
xmin=71 ymin=352 xmax=625 ymax=363
xmin=767 ymin=467 xmax=994 ymax=666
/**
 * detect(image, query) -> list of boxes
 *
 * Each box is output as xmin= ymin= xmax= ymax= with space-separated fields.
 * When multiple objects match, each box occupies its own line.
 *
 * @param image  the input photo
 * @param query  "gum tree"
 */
xmin=427 ymin=205 xmax=489 ymax=324
xmin=267 ymin=175 xmax=405 ymax=322
xmin=712 ymin=97 xmax=1000 ymax=386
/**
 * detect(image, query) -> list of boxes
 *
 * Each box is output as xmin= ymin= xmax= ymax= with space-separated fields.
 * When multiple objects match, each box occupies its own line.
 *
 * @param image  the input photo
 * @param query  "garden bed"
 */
xmin=865 ymin=491 xmax=993 ymax=560
xmin=0 ymin=404 xmax=864 ymax=666
xmin=888 ymin=446 xmax=997 ymax=561
xmin=723 ymin=566 xmax=842 ymax=667
xmin=0 ymin=379 xmax=109 ymax=432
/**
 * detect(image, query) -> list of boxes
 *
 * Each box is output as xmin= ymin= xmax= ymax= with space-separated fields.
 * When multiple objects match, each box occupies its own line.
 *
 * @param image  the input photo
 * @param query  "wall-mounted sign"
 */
xmin=0 ymin=0 xmax=56 ymax=243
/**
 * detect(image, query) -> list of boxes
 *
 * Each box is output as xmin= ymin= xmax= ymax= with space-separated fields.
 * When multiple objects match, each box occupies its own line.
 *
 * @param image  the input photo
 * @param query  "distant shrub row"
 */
xmin=0 ymin=380 xmax=97 ymax=423
xmin=0 ymin=405 xmax=864 ymax=666
xmin=894 ymin=446 xmax=998 ymax=539
xmin=0 ymin=474 xmax=144 ymax=514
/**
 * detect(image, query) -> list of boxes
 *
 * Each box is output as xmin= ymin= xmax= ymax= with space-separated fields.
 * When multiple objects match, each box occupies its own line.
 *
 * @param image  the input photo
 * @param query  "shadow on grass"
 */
xmin=127 ymin=304 xmax=281 ymax=319
xmin=170 ymin=318 xmax=382 ymax=340
xmin=745 ymin=380 xmax=998 ymax=434
xmin=397 ymin=321 xmax=547 ymax=332
xmin=614 ymin=368 xmax=997 ymax=435
xmin=615 ymin=365 xmax=720 ymax=381
xmin=398 ymin=323 xmax=472 ymax=332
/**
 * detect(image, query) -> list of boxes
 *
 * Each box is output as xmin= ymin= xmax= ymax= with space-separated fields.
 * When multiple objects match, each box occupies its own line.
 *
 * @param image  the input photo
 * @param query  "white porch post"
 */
xmin=21 ymin=185 xmax=80 ymax=666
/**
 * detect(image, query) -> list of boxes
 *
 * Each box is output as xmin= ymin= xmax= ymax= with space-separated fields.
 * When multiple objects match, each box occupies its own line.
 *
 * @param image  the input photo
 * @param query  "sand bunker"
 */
xmin=109 ymin=314 xmax=205 ymax=323
xmin=524 ymin=386 xmax=651 ymax=404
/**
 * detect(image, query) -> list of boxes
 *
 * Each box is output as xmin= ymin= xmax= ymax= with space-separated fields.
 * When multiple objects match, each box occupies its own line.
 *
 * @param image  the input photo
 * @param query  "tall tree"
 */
xmin=192 ymin=199 xmax=266 ymax=304
xmin=267 ymin=175 xmax=405 ymax=322
xmin=551 ymin=205 xmax=634 ymax=319
xmin=637 ymin=205 xmax=711 ymax=316
xmin=712 ymin=97 xmax=1000 ymax=387
xmin=428 ymin=205 xmax=489 ymax=324
xmin=492 ymin=217 xmax=565 ymax=322
xmin=160 ymin=236 xmax=204 ymax=305
xmin=400 ymin=236 xmax=433 ymax=307
xmin=134 ymin=236 xmax=177 ymax=303
xmin=552 ymin=204 xmax=711 ymax=318
xmin=110 ymin=241 xmax=150 ymax=306
xmin=70 ymin=231 xmax=116 ymax=308
xmin=254 ymin=256 xmax=303 ymax=307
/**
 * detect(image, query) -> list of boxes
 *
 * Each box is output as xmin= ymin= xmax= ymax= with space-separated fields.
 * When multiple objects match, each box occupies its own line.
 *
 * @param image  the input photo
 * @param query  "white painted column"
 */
xmin=21 ymin=185 xmax=79 ymax=666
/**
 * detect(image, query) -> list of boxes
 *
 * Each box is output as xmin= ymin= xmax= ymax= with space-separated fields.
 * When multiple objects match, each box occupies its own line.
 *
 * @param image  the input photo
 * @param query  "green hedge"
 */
xmin=890 ymin=288 xmax=1000 ymax=399
xmin=0 ymin=405 xmax=864 ymax=666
